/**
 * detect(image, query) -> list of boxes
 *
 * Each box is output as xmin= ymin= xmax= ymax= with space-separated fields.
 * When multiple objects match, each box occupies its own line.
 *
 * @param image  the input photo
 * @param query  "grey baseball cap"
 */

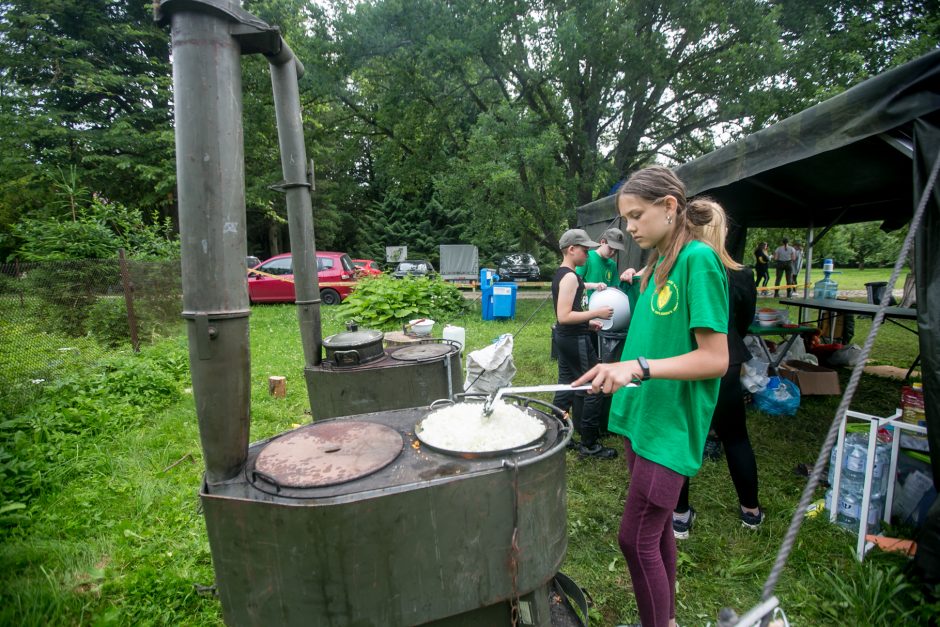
xmin=602 ymin=227 xmax=626 ymax=251
xmin=559 ymin=229 xmax=600 ymax=250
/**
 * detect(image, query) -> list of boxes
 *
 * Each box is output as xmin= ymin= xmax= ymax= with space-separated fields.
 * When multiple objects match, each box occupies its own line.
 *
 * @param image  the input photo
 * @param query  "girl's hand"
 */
xmin=593 ymin=305 xmax=613 ymax=320
xmin=573 ymin=361 xmax=641 ymax=394
xmin=593 ymin=282 xmax=607 ymax=291
xmin=620 ymin=268 xmax=641 ymax=283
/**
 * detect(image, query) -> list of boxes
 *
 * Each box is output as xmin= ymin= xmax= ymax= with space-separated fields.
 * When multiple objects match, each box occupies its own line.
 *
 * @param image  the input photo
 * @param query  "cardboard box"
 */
xmin=779 ymin=360 xmax=841 ymax=395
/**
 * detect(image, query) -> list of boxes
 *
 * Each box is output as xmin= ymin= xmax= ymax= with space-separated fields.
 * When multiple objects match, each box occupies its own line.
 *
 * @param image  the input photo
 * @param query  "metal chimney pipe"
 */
xmin=267 ymin=45 xmax=322 ymax=367
xmin=170 ymin=4 xmax=251 ymax=485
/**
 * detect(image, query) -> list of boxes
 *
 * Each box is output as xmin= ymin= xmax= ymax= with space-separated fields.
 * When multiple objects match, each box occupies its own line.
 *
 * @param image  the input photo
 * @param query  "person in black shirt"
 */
xmin=673 ymin=205 xmax=763 ymax=539
xmin=552 ymin=229 xmax=616 ymax=459
xmin=753 ymin=242 xmax=770 ymax=289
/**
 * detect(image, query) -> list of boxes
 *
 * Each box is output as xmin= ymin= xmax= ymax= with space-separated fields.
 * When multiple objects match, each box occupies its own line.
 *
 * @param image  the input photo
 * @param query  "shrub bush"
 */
xmin=0 ymin=342 xmax=189 ymax=532
xmin=335 ymin=275 xmax=468 ymax=329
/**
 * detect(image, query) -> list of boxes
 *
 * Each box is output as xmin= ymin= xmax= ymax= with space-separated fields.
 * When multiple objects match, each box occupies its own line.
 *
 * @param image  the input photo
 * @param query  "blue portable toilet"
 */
xmin=481 ymin=268 xmax=517 ymax=320
xmin=491 ymin=282 xmax=517 ymax=319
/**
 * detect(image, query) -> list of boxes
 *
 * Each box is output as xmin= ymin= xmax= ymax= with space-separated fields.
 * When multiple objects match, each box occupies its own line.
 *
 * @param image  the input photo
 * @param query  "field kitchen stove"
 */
xmin=204 ymin=399 xmax=571 ymax=625
xmin=308 ymin=332 xmax=462 ymax=420
xmin=158 ymin=1 xmax=582 ymax=625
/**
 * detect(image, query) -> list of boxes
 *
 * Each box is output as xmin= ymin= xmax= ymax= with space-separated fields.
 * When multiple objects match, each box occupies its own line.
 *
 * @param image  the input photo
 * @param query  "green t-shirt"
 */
xmin=608 ymin=240 xmax=729 ymax=477
xmin=575 ymin=250 xmax=620 ymax=297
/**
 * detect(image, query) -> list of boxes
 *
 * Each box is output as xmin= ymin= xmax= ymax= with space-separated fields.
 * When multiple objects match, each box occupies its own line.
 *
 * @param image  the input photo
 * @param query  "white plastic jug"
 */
xmin=443 ymin=325 xmax=465 ymax=351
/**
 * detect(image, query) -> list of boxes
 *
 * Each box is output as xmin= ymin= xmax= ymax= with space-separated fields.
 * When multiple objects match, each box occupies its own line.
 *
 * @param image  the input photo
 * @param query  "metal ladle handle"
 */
xmin=482 ymin=382 xmax=639 ymax=416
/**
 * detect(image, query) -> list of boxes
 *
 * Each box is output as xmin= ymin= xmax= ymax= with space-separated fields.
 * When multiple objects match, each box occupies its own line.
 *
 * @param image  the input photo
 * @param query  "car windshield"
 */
xmin=398 ymin=262 xmax=424 ymax=272
xmin=503 ymin=253 xmax=535 ymax=265
xmin=260 ymin=257 xmax=292 ymax=275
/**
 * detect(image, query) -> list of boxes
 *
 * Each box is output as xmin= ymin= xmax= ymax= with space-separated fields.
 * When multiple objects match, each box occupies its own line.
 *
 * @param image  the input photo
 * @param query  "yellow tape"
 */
xmin=246 ymin=267 xmax=356 ymax=288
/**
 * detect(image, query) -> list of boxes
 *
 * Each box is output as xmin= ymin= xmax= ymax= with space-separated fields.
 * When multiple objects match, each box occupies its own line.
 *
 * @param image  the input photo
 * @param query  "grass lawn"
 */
xmin=793 ymin=266 xmax=911 ymax=292
xmin=0 ymin=279 xmax=932 ymax=625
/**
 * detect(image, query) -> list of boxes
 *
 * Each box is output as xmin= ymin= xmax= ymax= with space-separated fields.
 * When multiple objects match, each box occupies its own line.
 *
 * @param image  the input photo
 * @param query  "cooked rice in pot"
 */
xmin=418 ymin=401 xmax=545 ymax=452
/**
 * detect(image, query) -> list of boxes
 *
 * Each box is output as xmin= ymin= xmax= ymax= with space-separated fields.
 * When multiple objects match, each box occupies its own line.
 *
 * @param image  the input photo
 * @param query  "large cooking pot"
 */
xmin=322 ymin=322 xmax=385 ymax=367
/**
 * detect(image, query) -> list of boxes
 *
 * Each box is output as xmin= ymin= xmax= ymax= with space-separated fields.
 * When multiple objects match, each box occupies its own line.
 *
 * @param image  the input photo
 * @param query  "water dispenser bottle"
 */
xmin=813 ymin=258 xmax=839 ymax=299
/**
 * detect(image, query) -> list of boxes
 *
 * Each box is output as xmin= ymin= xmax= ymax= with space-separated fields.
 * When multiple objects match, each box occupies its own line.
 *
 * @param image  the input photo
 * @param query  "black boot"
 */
xmin=577 ymin=441 xmax=617 ymax=459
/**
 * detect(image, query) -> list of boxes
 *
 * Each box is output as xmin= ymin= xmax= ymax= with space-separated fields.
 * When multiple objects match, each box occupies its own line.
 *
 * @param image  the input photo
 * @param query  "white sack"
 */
xmin=464 ymin=333 xmax=516 ymax=394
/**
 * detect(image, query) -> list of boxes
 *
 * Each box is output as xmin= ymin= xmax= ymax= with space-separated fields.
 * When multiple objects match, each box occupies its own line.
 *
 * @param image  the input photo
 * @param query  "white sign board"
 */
xmin=386 ymin=246 xmax=408 ymax=263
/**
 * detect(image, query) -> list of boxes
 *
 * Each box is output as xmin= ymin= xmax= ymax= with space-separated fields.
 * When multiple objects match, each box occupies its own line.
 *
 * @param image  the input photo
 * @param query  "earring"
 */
xmin=666 ymin=215 xmax=673 ymax=225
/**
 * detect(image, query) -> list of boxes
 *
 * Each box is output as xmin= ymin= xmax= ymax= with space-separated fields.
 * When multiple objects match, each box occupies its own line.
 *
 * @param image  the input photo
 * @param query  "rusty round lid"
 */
xmin=254 ymin=421 xmax=403 ymax=488
xmin=389 ymin=342 xmax=454 ymax=362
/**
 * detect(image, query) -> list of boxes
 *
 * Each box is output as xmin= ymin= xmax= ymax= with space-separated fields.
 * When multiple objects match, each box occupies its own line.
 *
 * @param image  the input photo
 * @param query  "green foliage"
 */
xmin=0 ymin=0 xmax=176 ymax=257
xmin=20 ymin=263 xmax=110 ymax=336
xmin=307 ymin=0 xmax=936 ymax=265
xmin=813 ymin=556 xmax=935 ymax=624
xmin=0 ymin=297 xmax=929 ymax=624
xmin=87 ymin=298 xmax=135 ymax=347
xmin=12 ymin=216 xmax=118 ymax=262
xmin=334 ymin=275 xmax=468 ymax=328
xmin=744 ymin=222 xmax=906 ymax=269
xmin=0 ymin=342 xmax=188 ymax=529
xmin=12 ymin=196 xmax=179 ymax=262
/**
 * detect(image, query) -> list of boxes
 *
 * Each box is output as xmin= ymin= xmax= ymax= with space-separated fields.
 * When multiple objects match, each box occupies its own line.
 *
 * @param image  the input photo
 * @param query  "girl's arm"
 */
xmin=573 ymin=328 xmax=728 ymax=393
xmin=557 ymin=272 xmax=613 ymax=325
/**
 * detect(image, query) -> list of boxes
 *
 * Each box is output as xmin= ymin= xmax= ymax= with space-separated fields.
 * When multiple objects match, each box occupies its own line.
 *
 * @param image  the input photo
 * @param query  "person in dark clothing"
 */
xmin=753 ymin=242 xmax=770 ymax=289
xmin=552 ymin=229 xmax=616 ymax=459
xmin=773 ymin=238 xmax=796 ymax=297
xmin=673 ymin=205 xmax=762 ymax=539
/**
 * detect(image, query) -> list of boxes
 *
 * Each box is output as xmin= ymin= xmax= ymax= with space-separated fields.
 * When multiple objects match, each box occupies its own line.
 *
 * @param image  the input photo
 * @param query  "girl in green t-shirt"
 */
xmin=574 ymin=166 xmax=732 ymax=627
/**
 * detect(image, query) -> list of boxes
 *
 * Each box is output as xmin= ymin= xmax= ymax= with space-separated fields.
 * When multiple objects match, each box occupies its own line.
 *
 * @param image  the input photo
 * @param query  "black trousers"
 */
xmin=552 ymin=328 xmax=603 ymax=447
xmin=676 ymin=363 xmax=760 ymax=512
xmin=774 ymin=261 xmax=794 ymax=296
xmin=755 ymin=265 xmax=769 ymax=287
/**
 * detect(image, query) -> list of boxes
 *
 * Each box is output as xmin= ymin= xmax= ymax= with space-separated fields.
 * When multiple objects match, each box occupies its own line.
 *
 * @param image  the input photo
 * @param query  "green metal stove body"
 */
xmin=202 ymin=404 xmax=571 ymax=626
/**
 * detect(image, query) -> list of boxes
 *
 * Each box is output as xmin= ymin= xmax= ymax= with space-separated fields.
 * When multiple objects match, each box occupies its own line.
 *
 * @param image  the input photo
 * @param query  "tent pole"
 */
xmin=802 ymin=225 xmax=814 ymax=323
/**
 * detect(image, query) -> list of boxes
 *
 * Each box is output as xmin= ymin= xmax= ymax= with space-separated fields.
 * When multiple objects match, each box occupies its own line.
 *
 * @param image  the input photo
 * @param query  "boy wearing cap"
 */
xmin=552 ymin=229 xmax=617 ymax=459
xmin=576 ymin=227 xmax=626 ymax=298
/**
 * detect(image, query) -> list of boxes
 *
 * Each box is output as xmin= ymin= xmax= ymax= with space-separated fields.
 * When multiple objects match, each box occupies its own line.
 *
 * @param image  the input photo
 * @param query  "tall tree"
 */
xmin=321 ymin=0 xmax=787 ymax=250
xmin=308 ymin=0 xmax=936 ymax=259
xmin=0 ymin=0 xmax=175 ymax=245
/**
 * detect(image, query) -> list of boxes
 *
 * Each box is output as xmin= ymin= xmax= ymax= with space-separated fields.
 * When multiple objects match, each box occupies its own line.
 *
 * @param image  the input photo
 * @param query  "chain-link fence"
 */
xmin=0 ymin=257 xmax=184 ymax=395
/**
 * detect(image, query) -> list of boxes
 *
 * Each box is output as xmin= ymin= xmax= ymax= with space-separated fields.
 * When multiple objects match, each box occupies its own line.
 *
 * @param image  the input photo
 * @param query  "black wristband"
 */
xmin=637 ymin=356 xmax=651 ymax=381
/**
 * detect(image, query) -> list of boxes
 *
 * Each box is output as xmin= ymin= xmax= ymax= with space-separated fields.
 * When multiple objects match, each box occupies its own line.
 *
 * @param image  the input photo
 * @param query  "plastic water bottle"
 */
xmin=872 ymin=443 xmax=891 ymax=492
xmin=813 ymin=258 xmax=839 ymax=299
xmin=843 ymin=434 xmax=868 ymax=482
xmin=866 ymin=488 xmax=885 ymax=534
xmin=836 ymin=474 xmax=863 ymax=530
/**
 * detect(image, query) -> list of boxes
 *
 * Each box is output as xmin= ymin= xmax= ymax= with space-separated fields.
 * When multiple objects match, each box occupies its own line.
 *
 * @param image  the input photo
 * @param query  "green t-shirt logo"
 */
xmin=651 ymin=280 xmax=680 ymax=316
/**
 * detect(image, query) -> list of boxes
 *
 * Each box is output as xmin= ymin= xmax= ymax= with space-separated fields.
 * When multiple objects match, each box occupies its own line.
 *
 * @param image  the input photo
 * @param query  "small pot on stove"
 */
xmin=322 ymin=321 xmax=385 ymax=367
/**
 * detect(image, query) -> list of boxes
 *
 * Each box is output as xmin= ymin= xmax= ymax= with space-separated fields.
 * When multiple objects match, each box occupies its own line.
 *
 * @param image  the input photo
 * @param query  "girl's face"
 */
xmin=618 ymin=193 xmax=676 ymax=251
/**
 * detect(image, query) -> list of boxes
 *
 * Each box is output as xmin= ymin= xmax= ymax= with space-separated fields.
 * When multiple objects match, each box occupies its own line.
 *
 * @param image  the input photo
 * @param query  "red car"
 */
xmin=352 ymin=259 xmax=382 ymax=276
xmin=247 ymin=252 xmax=356 ymax=305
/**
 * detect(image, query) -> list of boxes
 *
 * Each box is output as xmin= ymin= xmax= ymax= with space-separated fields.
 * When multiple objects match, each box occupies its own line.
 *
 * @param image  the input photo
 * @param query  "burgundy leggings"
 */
xmin=619 ymin=438 xmax=686 ymax=627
